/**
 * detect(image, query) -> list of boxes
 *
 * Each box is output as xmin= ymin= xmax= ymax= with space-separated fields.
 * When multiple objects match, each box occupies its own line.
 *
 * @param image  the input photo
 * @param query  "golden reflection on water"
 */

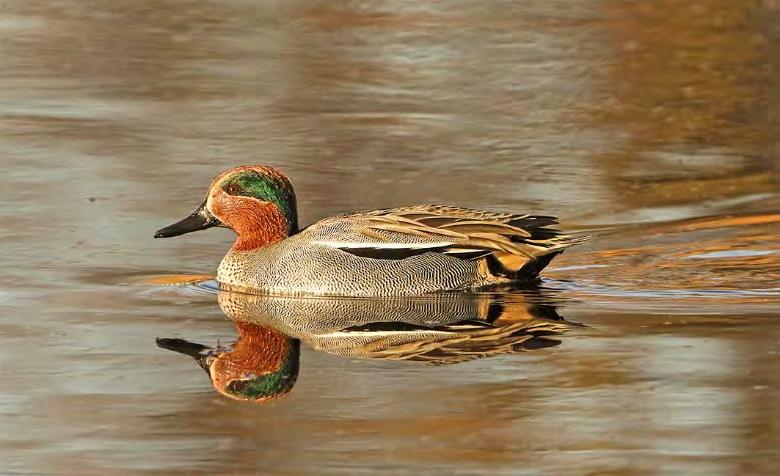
xmin=0 ymin=0 xmax=777 ymax=474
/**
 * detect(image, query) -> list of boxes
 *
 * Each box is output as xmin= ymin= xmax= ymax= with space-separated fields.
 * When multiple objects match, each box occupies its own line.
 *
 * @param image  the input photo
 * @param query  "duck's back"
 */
xmin=217 ymin=205 xmax=587 ymax=296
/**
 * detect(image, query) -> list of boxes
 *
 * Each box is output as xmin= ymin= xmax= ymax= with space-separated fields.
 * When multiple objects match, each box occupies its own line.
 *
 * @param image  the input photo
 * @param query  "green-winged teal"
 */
xmin=155 ymin=165 xmax=589 ymax=296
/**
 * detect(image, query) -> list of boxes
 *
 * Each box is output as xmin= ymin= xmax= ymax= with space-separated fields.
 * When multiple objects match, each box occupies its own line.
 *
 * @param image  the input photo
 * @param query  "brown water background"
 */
xmin=0 ymin=1 xmax=777 ymax=474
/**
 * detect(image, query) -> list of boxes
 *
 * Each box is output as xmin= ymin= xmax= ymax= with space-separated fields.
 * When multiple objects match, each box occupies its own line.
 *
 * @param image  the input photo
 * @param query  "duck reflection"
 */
xmin=158 ymin=289 xmax=576 ymax=403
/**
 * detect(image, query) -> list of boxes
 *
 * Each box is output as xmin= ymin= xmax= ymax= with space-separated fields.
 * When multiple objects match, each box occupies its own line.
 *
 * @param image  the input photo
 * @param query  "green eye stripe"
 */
xmin=221 ymin=171 xmax=297 ymax=232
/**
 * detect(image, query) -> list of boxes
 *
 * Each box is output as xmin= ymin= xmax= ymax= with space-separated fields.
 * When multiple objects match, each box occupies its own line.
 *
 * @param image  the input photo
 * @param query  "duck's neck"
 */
xmin=231 ymin=206 xmax=295 ymax=252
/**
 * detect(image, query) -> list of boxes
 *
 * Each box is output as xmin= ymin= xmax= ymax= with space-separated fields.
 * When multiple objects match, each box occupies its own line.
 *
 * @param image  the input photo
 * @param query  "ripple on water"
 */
xmin=546 ymin=212 xmax=780 ymax=312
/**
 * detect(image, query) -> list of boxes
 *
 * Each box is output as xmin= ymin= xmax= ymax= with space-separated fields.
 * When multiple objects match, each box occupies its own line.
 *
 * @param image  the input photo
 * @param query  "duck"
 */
xmin=154 ymin=165 xmax=589 ymax=296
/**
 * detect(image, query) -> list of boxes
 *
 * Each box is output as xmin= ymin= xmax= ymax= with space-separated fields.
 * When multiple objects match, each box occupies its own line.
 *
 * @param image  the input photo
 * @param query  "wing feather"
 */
xmin=302 ymin=205 xmax=589 ymax=268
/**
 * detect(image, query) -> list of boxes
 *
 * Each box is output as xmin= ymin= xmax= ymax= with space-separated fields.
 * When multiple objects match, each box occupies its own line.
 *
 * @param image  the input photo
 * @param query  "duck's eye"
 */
xmin=225 ymin=184 xmax=242 ymax=196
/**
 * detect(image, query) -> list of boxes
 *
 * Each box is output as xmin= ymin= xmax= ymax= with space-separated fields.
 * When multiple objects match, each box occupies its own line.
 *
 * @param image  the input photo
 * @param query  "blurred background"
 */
xmin=0 ymin=1 xmax=777 ymax=474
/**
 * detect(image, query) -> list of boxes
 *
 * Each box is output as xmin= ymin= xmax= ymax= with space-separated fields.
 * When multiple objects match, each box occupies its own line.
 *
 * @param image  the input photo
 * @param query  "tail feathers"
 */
xmin=521 ymin=231 xmax=592 ymax=252
xmin=507 ymin=215 xmax=559 ymax=230
xmin=516 ymin=251 xmax=561 ymax=279
xmin=488 ymin=232 xmax=590 ymax=279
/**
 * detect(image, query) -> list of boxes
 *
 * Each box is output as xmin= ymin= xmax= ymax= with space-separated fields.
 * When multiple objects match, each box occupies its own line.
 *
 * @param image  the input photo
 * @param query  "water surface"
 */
xmin=0 ymin=1 xmax=777 ymax=474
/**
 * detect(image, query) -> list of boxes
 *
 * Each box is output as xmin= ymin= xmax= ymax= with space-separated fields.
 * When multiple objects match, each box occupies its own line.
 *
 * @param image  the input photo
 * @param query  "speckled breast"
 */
xmin=216 ymin=234 xmax=493 ymax=296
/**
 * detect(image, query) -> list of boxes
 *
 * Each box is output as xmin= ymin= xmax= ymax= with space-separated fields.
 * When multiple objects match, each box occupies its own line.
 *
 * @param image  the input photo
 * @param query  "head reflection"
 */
xmin=158 ymin=289 xmax=576 ymax=403
xmin=156 ymin=321 xmax=299 ymax=403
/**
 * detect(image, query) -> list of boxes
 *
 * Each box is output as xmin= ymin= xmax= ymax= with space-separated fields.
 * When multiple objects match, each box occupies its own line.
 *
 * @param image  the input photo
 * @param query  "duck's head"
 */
xmin=156 ymin=321 xmax=300 ymax=403
xmin=154 ymin=165 xmax=297 ymax=250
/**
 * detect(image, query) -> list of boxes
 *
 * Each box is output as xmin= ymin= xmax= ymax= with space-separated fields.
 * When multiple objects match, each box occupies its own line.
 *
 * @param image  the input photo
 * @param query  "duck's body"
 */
xmin=218 ymin=228 xmax=484 ymax=296
xmin=155 ymin=166 xmax=588 ymax=296
xmin=217 ymin=205 xmax=586 ymax=296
